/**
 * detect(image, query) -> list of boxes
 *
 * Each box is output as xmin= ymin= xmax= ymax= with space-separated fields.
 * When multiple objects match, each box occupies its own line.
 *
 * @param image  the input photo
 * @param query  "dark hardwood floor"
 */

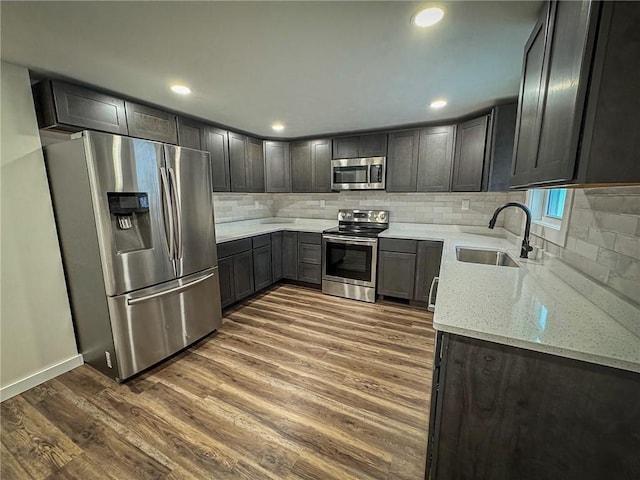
xmin=1 ymin=284 xmax=435 ymax=479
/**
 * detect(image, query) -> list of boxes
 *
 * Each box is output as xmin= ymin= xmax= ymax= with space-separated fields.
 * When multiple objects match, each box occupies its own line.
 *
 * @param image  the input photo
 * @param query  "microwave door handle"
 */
xmin=367 ymin=164 xmax=372 ymax=185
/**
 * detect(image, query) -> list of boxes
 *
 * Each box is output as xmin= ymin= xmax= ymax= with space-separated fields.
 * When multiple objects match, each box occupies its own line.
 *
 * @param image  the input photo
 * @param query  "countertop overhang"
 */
xmin=215 ymin=218 xmax=640 ymax=373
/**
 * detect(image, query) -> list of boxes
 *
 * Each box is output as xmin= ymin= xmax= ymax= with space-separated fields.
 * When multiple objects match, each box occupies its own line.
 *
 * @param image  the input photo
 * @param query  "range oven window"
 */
xmin=325 ymin=241 xmax=372 ymax=282
xmin=333 ymin=166 xmax=368 ymax=184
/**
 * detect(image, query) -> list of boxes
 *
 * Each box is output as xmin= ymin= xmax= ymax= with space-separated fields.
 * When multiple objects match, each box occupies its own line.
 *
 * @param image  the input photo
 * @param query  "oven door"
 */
xmin=322 ymin=235 xmax=378 ymax=287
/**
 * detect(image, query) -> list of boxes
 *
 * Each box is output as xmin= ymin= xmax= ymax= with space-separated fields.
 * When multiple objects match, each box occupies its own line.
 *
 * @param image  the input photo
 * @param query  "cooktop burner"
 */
xmin=323 ymin=209 xmax=389 ymax=238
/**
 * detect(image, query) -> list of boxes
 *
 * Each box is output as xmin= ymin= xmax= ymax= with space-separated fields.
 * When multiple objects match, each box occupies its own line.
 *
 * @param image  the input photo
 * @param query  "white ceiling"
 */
xmin=1 ymin=1 xmax=541 ymax=138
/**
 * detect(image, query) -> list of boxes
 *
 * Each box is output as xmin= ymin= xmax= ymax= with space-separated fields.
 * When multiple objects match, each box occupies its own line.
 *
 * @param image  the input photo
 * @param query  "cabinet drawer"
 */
xmin=298 ymin=244 xmax=321 ymax=265
xmin=298 ymin=263 xmax=321 ymax=284
xmin=252 ymin=234 xmax=271 ymax=249
xmin=379 ymin=238 xmax=418 ymax=254
xmin=298 ymin=232 xmax=321 ymax=245
xmin=217 ymin=238 xmax=252 ymax=258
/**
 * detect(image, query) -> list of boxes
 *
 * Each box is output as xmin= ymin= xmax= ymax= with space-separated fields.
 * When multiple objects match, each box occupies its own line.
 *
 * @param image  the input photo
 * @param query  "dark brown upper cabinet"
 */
xmin=125 ymin=101 xmax=178 ymax=144
xmin=416 ymin=126 xmax=456 ymax=192
xmin=452 ymin=115 xmax=490 ymax=192
xmin=332 ymin=133 xmax=388 ymax=159
xmin=229 ymin=132 xmax=264 ymax=193
xmin=176 ymin=117 xmax=205 ymax=150
xmin=386 ymin=130 xmax=420 ymax=192
xmin=511 ymin=0 xmax=640 ymax=187
xmin=177 ymin=118 xmax=231 ymax=192
xmin=264 ymin=141 xmax=291 ymax=193
xmin=204 ymin=127 xmax=231 ymax=192
xmin=486 ymin=103 xmax=518 ymax=192
xmin=291 ymin=139 xmax=332 ymax=193
xmin=32 ymin=80 xmax=128 ymax=135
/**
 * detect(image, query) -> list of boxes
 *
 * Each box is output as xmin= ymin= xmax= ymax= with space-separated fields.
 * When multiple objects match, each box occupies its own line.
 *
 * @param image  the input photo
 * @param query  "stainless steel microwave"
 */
xmin=331 ymin=157 xmax=386 ymax=190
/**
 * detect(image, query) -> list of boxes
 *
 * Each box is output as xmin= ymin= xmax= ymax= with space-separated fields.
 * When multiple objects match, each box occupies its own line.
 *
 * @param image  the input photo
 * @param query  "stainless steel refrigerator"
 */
xmin=45 ymin=131 xmax=222 ymax=381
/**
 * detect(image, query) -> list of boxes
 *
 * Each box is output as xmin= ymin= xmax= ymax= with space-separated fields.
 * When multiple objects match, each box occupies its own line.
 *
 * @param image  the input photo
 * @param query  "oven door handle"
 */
xmin=323 ymin=234 xmax=378 ymax=245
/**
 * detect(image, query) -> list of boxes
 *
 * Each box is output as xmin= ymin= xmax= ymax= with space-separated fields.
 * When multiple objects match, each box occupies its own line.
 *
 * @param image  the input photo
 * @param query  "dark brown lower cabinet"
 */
xmin=282 ymin=232 xmax=298 ymax=280
xmin=218 ymin=257 xmax=234 ymax=308
xmin=271 ymin=232 xmax=283 ymax=282
xmin=377 ymin=238 xmax=442 ymax=302
xmin=232 ymin=251 xmax=254 ymax=301
xmin=427 ymin=332 xmax=640 ymax=480
xmin=253 ymin=245 xmax=272 ymax=291
xmin=377 ymin=250 xmax=416 ymax=299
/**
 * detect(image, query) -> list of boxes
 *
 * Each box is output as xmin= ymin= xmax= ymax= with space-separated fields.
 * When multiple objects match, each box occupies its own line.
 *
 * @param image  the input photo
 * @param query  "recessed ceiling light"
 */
xmin=413 ymin=7 xmax=445 ymax=27
xmin=430 ymin=99 xmax=447 ymax=109
xmin=170 ymin=84 xmax=191 ymax=95
xmin=272 ymin=123 xmax=285 ymax=132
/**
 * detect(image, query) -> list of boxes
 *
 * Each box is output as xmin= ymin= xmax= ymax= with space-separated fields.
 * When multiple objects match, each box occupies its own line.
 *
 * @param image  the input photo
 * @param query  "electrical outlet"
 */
xmin=320 ymin=200 xmax=326 ymax=208
xmin=461 ymin=199 xmax=470 ymax=211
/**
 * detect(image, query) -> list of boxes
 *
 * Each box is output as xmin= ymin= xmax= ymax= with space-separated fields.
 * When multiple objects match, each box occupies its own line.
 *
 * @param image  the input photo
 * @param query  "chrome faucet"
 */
xmin=488 ymin=202 xmax=534 ymax=259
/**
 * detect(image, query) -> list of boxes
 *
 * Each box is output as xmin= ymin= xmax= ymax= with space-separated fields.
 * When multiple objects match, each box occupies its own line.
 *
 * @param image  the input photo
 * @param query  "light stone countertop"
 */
xmin=214 ymin=218 xmax=640 ymax=373
xmin=215 ymin=218 xmax=337 ymax=243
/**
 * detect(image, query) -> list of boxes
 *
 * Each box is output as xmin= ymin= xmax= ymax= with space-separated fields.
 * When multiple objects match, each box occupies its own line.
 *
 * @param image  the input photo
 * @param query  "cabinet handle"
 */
xmin=428 ymin=276 xmax=439 ymax=313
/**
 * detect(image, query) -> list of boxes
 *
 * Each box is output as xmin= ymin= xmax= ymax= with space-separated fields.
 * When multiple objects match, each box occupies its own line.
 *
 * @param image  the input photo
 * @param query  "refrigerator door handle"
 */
xmin=127 ymin=271 xmax=216 ymax=305
xmin=159 ymin=167 xmax=175 ymax=260
xmin=168 ymin=167 xmax=183 ymax=260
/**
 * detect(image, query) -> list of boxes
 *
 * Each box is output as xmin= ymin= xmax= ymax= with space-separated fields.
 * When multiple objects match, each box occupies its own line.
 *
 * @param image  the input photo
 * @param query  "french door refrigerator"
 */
xmin=45 ymin=131 xmax=222 ymax=381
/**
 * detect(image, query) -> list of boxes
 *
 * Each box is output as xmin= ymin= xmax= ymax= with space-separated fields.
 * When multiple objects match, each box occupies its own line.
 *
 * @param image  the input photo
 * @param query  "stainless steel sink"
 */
xmin=455 ymin=247 xmax=519 ymax=268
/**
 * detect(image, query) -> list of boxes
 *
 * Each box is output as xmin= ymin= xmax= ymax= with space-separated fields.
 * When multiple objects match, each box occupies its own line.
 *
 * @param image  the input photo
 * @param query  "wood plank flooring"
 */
xmin=1 ymin=284 xmax=435 ymax=480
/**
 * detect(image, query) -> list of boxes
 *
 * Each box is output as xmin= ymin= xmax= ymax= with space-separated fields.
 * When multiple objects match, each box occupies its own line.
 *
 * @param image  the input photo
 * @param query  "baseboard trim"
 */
xmin=0 ymin=354 xmax=84 ymax=402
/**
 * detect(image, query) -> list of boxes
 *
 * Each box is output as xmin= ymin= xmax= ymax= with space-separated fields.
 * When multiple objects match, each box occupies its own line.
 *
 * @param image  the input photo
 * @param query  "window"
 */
xmin=526 ymin=188 xmax=573 ymax=246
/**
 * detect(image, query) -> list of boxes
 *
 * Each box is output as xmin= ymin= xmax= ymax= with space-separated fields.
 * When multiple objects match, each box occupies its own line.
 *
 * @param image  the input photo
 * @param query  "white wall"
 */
xmin=0 ymin=62 xmax=81 ymax=401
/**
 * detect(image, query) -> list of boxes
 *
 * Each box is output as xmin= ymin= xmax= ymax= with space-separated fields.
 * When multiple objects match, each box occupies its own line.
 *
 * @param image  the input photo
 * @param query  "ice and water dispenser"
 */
xmin=108 ymin=192 xmax=152 ymax=253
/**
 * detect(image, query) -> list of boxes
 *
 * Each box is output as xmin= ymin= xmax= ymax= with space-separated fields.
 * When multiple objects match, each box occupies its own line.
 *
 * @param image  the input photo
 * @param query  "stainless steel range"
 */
xmin=322 ymin=209 xmax=389 ymax=303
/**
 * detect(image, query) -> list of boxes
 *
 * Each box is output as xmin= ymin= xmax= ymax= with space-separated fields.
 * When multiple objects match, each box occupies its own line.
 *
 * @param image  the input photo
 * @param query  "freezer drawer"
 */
xmin=107 ymin=267 xmax=222 ymax=380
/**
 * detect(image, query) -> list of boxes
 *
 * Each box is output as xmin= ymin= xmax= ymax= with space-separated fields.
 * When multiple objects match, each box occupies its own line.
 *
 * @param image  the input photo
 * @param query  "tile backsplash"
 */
xmin=213 ymin=193 xmax=274 ymax=223
xmin=272 ymin=191 xmax=515 ymax=226
xmin=504 ymin=187 xmax=640 ymax=307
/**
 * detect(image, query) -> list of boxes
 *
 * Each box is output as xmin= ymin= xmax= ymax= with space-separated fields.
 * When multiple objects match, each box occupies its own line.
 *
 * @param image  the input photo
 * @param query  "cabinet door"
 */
xmin=534 ymin=0 xmax=598 ymax=184
xmin=177 ymin=117 xmax=204 ymax=150
xmin=125 ymin=101 xmax=178 ymax=144
xmin=271 ymin=232 xmax=283 ymax=282
xmin=311 ymin=139 xmax=332 ymax=192
xmin=414 ymin=241 xmax=443 ymax=302
xmin=232 ymin=251 xmax=254 ymax=301
xmin=377 ymin=251 xmax=416 ymax=299
xmin=218 ymin=256 xmax=235 ymax=308
xmin=387 ymin=130 xmax=419 ymax=192
xmin=417 ymin=126 xmax=455 ymax=192
xmin=282 ymin=232 xmax=298 ymax=280
xmin=247 ymin=136 xmax=265 ymax=193
xmin=264 ymin=141 xmax=291 ymax=193
xmin=229 ymin=132 xmax=249 ymax=192
xmin=45 ymin=80 xmax=128 ymax=134
xmin=291 ymin=141 xmax=313 ymax=193
xmin=511 ymin=12 xmax=549 ymax=187
xmin=253 ymin=245 xmax=272 ymax=291
xmin=359 ymin=133 xmax=388 ymax=157
xmin=430 ymin=333 xmax=640 ymax=480
xmin=452 ymin=115 xmax=489 ymax=192
xmin=332 ymin=136 xmax=359 ymax=159
xmin=487 ymin=103 xmax=517 ymax=192
xmin=204 ymin=127 xmax=231 ymax=192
